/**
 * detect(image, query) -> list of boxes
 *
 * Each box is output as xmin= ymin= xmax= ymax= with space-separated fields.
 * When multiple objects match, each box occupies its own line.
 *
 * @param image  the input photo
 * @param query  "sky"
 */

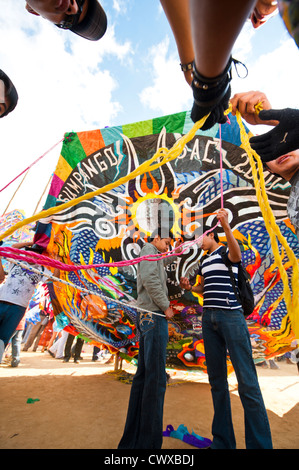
xmin=1 ymin=0 xmax=299 ymax=219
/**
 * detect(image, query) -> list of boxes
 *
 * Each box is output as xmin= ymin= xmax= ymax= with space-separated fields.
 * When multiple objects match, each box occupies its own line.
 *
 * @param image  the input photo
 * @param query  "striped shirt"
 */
xmin=198 ymin=246 xmax=242 ymax=310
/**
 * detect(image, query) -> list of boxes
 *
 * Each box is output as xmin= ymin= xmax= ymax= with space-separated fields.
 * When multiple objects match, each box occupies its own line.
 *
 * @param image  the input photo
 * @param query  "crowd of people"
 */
xmin=0 ymin=0 xmax=299 ymax=451
xmin=1 ymin=294 xmax=113 ymax=367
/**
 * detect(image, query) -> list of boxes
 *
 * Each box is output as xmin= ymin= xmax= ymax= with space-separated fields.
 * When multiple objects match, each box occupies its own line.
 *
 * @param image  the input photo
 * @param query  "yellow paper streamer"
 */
xmin=230 ymin=104 xmax=299 ymax=338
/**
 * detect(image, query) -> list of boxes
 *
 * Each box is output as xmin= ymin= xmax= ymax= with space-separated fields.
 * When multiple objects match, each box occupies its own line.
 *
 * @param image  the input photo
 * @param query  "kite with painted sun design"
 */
xmin=31 ymin=110 xmax=298 ymax=372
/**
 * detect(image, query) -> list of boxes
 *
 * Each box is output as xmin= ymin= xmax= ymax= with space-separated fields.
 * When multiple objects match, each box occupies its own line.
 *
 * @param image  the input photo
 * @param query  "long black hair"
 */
xmin=202 ymin=226 xmax=219 ymax=243
xmin=0 ymin=69 xmax=18 ymax=118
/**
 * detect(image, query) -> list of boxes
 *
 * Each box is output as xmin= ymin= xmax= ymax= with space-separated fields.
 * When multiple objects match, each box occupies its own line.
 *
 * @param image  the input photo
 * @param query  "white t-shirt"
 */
xmin=0 ymin=262 xmax=52 ymax=308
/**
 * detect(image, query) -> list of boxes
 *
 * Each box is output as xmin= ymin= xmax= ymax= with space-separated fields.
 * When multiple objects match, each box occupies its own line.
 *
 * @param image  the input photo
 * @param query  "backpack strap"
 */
xmin=220 ymin=246 xmax=241 ymax=304
xmin=200 ymin=252 xmax=209 ymax=264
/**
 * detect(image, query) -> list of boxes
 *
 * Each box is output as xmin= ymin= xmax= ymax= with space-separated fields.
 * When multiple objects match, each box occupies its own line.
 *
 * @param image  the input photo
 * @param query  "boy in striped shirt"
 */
xmin=180 ymin=208 xmax=272 ymax=449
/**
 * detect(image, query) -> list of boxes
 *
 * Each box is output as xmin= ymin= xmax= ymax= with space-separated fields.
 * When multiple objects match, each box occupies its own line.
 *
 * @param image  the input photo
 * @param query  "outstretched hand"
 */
xmin=190 ymin=59 xmax=232 ymax=129
xmin=191 ymin=85 xmax=231 ymax=130
xmin=249 ymin=108 xmax=299 ymax=162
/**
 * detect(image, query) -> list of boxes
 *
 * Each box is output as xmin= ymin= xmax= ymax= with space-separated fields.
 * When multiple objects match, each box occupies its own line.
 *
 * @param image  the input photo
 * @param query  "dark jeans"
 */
xmin=118 ymin=311 xmax=168 ymax=449
xmin=92 ymin=346 xmax=100 ymax=360
xmin=0 ymin=301 xmax=26 ymax=347
xmin=64 ymin=333 xmax=84 ymax=360
xmin=202 ymin=307 xmax=273 ymax=449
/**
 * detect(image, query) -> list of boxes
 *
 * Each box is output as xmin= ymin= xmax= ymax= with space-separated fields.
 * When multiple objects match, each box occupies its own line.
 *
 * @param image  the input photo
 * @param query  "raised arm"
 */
xmin=190 ymin=0 xmax=255 ymax=78
xmin=11 ymin=241 xmax=33 ymax=249
xmin=160 ymin=0 xmax=194 ymax=85
xmin=189 ymin=0 xmax=256 ymax=127
xmin=217 ymin=209 xmax=241 ymax=263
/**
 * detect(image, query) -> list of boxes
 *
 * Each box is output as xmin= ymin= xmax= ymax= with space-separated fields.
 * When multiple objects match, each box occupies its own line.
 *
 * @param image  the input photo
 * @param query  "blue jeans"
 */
xmin=0 ymin=301 xmax=26 ymax=347
xmin=118 ymin=311 xmax=169 ymax=449
xmin=202 ymin=308 xmax=272 ymax=449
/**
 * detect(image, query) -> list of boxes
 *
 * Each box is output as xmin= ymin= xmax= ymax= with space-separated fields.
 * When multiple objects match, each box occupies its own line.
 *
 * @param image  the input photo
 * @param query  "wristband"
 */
xmin=190 ymin=57 xmax=247 ymax=128
xmin=192 ymin=56 xmax=233 ymax=103
xmin=180 ymin=61 xmax=193 ymax=72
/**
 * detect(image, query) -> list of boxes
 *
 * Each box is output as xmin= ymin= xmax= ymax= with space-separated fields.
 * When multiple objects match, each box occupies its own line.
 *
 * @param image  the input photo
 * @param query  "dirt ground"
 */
xmin=0 ymin=344 xmax=298 ymax=450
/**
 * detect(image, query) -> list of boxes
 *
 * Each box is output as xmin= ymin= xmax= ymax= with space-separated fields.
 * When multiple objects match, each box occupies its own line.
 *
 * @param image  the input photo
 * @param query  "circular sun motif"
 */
xmin=129 ymin=192 xmax=181 ymax=237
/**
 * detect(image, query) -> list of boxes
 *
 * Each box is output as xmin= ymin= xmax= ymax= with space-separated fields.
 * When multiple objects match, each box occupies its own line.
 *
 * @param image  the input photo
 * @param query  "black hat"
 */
xmin=71 ymin=0 xmax=107 ymax=41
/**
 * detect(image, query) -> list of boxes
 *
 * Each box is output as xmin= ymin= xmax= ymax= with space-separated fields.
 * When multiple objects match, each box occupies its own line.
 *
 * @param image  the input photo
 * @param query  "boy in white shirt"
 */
xmin=0 ymin=243 xmax=53 ymax=363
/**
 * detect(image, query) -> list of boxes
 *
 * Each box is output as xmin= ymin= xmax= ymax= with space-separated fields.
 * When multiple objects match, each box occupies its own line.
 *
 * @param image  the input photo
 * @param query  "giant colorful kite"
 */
xmin=2 ymin=110 xmax=298 ymax=372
